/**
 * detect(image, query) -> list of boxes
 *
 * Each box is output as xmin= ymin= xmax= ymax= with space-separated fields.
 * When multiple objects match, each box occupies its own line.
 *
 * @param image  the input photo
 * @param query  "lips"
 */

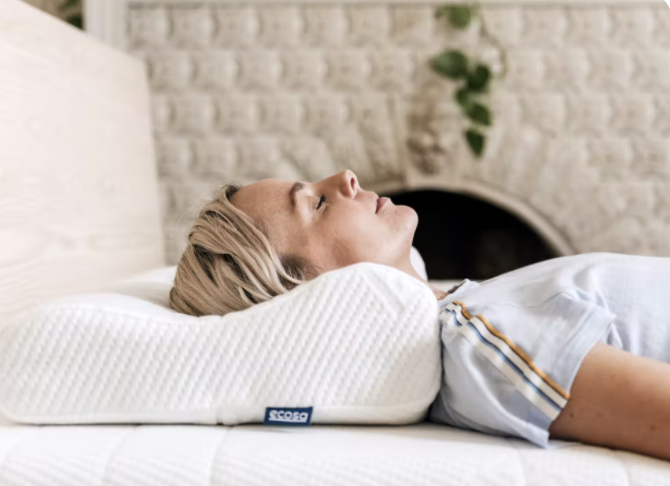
xmin=376 ymin=196 xmax=389 ymax=213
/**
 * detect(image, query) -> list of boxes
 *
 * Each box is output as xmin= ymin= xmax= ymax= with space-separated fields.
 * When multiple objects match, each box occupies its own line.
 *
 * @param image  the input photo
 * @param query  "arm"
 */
xmin=549 ymin=342 xmax=670 ymax=461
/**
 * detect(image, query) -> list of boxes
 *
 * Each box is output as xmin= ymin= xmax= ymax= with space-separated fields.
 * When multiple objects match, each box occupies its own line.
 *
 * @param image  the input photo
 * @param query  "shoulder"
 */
xmin=461 ymin=253 xmax=626 ymax=306
xmin=434 ymin=268 xmax=618 ymax=448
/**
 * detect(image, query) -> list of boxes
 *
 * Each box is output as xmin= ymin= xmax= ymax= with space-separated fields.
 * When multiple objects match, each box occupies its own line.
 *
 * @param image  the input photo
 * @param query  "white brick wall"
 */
xmin=116 ymin=2 xmax=670 ymax=264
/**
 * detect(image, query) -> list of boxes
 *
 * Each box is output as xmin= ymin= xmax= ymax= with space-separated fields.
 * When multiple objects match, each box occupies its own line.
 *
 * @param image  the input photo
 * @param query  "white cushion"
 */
xmin=410 ymin=246 xmax=428 ymax=280
xmin=0 ymin=263 xmax=440 ymax=426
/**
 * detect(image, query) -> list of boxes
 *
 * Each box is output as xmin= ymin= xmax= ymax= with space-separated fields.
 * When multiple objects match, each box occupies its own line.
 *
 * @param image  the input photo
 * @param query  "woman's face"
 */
xmin=232 ymin=170 xmax=418 ymax=275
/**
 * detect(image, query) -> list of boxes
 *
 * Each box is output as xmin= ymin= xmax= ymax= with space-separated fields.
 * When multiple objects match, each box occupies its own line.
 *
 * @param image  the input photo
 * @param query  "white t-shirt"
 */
xmin=427 ymin=252 xmax=670 ymax=448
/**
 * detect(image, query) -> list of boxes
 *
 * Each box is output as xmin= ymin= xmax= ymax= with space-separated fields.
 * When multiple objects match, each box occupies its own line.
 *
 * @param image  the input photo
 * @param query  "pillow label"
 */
xmin=264 ymin=407 xmax=313 ymax=426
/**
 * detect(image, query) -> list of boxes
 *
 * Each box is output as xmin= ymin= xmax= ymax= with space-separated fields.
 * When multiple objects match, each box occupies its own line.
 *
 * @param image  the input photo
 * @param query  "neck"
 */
xmin=397 ymin=259 xmax=450 ymax=301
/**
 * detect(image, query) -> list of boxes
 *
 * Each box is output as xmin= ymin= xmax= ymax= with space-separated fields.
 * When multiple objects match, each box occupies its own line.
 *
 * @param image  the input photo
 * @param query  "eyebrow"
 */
xmin=289 ymin=181 xmax=305 ymax=210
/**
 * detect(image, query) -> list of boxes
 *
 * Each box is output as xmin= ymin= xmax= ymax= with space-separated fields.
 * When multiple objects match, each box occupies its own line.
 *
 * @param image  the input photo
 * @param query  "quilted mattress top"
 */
xmin=0 ymin=420 xmax=667 ymax=485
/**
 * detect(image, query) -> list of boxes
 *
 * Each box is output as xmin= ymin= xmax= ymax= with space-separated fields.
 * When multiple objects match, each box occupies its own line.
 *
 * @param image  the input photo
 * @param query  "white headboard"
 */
xmin=0 ymin=0 xmax=166 ymax=324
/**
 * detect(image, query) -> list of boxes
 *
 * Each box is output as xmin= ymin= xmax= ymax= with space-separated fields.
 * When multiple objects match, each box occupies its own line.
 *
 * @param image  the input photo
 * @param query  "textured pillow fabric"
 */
xmin=0 ymin=262 xmax=440 ymax=426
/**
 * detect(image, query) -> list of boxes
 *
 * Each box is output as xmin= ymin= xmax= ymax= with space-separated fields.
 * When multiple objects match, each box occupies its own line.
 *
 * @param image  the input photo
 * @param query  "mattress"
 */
xmin=0 ymin=416 xmax=668 ymax=485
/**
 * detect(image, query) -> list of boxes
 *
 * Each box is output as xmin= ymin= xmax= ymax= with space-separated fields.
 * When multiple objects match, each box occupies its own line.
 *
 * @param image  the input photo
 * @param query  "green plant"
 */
xmin=431 ymin=4 xmax=508 ymax=159
xmin=57 ymin=0 xmax=83 ymax=29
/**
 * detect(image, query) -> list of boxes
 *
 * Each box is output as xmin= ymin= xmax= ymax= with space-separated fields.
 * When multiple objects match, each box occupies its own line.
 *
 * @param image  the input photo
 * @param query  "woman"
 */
xmin=170 ymin=169 xmax=670 ymax=461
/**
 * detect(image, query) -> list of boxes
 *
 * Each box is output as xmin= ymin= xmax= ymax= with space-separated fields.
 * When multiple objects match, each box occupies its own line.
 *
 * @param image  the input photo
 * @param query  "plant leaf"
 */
xmin=66 ymin=14 xmax=83 ymax=29
xmin=465 ymin=129 xmax=485 ymax=158
xmin=466 ymin=102 xmax=492 ymax=126
xmin=449 ymin=6 xmax=472 ymax=29
xmin=431 ymin=50 xmax=468 ymax=80
xmin=455 ymin=87 xmax=474 ymax=110
xmin=58 ymin=0 xmax=79 ymax=13
xmin=467 ymin=64 xmax=491 ymax=92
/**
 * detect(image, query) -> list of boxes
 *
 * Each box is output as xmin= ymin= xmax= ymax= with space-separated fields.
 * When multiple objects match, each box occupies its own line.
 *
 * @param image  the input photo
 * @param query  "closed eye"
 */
xmin=316 ymin=195 xmax=326 ymax=211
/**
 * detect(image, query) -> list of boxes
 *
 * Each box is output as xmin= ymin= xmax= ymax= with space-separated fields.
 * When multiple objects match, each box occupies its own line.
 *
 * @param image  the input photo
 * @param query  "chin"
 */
xmin=381 ymin=205 xmax=418 ymax=268
xmin=394 ymin=204 xmax=419 ymax=235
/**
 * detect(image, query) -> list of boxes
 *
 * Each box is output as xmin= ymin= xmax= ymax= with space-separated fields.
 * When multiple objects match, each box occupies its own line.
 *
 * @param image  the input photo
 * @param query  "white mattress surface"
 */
xmin=0 ymin=421 xmax=667 ymax=485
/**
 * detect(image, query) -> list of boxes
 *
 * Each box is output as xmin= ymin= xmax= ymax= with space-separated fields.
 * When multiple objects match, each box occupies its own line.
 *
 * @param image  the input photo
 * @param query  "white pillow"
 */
xmin=0 ymin=262 xmax=440 ymax=426
xmin=410 ymin=246 xmax=428 ymax=280
xmin=111 ymin=245 xmax=427 ymax=293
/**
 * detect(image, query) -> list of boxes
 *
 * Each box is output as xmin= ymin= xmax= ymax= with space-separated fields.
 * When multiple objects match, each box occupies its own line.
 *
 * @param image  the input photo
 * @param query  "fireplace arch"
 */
xmin=383 ymin=182 xmax=573 ymax=281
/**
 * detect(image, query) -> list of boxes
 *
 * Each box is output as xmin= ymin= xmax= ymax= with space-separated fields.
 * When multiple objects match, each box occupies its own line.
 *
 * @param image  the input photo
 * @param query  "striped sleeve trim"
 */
xmin=440 ymin=300 xmax=569 ymax=421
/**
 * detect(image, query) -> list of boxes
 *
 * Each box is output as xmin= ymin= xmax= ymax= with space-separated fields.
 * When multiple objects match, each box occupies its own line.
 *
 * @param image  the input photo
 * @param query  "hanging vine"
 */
xmin=430 ymin=4 xmax=508 ymax=159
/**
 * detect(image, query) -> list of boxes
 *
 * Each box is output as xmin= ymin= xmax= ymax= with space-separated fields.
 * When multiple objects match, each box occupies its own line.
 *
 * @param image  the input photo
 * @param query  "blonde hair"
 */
xmin=169 ymin=183 xmax=317 ymax=317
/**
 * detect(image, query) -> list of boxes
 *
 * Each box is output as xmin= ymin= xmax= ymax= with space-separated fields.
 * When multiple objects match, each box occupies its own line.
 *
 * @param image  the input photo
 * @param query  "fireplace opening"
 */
xmin=384 ymin=189 xmax=560 ymax=281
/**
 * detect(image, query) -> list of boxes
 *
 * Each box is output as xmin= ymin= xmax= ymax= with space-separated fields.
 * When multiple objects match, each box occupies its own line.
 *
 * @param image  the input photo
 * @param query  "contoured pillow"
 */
xmin=100 ymin=244 xmax=427 ymax=304
xmin=0 ymin=262 xmax=441 ymax=426
xmin=410 ymin=245 xmax=428 ymax=280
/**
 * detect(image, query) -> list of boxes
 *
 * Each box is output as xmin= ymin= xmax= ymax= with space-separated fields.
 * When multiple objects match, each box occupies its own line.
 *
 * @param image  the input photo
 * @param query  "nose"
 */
xmin=340 ymin=169 xmax=359 ymax=198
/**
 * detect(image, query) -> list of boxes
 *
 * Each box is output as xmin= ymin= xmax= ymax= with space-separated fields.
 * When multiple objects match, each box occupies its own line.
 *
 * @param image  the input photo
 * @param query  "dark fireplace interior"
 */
xmin=384 ymin=189 xmax=559 ymax=281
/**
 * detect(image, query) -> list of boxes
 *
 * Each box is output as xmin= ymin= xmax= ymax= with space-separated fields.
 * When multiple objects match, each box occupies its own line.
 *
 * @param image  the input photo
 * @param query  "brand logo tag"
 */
xmin=264 ymin=407 xmax=313 ymax=426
